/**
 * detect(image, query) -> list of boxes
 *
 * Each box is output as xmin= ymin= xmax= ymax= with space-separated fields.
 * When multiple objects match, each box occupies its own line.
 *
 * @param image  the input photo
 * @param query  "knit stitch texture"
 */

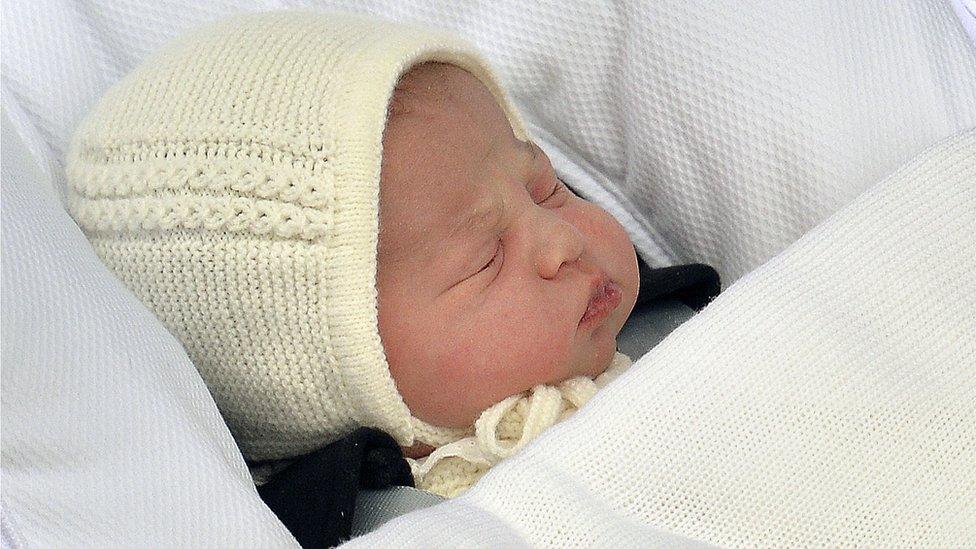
xmin=66 ymin=11 xmax=529 ymax=461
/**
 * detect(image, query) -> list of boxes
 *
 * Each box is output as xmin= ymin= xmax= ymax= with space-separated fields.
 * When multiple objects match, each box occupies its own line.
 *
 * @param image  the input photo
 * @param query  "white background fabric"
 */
xmin=953 ymin=0 xmax=976 ymax=43
xmin=2 ymin=0 xmax=975 ymax=547
xmin=3 ymin=0 xmax=976 ymax=282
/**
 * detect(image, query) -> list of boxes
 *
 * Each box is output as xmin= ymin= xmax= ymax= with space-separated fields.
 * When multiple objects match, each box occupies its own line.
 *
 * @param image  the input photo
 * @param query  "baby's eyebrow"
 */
xmin=449 ymin=201 xmax=503 ymax=240
xmin=445 ymin=140 xmax=536 ymax=241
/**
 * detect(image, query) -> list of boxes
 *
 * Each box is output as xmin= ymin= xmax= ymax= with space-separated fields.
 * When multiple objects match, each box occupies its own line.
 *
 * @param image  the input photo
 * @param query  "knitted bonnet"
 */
xmin=66 ymin=11 xmax=530 ymax=462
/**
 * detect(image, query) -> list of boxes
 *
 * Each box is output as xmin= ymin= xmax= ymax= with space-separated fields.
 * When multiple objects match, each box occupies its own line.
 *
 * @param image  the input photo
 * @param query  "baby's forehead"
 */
xmin=387 ymin=62 xmax=459 ymax=118
xmin=377 ymin=62 xmax=533 ymax=264
xmin=377 ymin=162 xmax=485 ymax=264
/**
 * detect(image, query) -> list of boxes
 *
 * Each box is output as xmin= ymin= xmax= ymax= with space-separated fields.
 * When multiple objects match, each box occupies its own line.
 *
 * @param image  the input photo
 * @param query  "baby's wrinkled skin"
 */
xmin=377 ymin=63 xmax=639 ymax=457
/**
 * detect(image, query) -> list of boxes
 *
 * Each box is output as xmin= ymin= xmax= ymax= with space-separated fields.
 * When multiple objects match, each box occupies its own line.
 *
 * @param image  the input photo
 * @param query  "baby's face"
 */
xmin=377 ymin=64 xmax=639 ymax=433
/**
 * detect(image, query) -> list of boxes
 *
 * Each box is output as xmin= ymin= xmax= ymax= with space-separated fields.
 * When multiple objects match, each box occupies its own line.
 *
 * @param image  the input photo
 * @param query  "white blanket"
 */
xmin=2 ymin=0 xmax=975 ymax=547
xmin=1 ymin=111 xmax=295 ymax=547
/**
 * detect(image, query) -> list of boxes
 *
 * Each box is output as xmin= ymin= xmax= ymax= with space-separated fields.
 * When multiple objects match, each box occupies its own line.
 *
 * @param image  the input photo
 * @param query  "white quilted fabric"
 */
xmin=3 ymin=0 xmax=975 ymax=282
xmin=3 ymin=0 xmax=975 ymax=546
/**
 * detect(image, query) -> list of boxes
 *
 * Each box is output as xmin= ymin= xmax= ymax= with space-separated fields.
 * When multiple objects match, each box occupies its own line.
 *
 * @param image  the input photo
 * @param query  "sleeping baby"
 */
xmin=66 ymin=11 xmax=640 ymax=499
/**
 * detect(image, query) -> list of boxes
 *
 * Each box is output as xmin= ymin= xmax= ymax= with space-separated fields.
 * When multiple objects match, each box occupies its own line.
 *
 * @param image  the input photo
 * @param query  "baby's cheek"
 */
xmin=500 ymin=309 xmax=575 ymax=385
xmin=419 ymin=343 xmax=492 ymax=426
xmin=432 ymin=291 xmax=583 ymax=422
xmin=527 ymin=340 xmax=575 ymax=385
xmin=433 ymin=321 xmax=521 ymax=414
xmin=581 ymin=203 xmax=626 ymax=244
xmin=579 ymin=202 xmax=639 ymax=297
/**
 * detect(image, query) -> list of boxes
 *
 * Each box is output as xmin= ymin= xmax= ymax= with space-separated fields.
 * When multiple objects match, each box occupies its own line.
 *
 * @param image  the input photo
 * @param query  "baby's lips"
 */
xmin=579 ymin=278 xmax=622 ymax=328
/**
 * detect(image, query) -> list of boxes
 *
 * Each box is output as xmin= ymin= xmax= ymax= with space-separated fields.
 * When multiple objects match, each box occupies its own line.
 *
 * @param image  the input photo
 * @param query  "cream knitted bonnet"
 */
xmin=66 ymin=11 xmax=531 ymax=462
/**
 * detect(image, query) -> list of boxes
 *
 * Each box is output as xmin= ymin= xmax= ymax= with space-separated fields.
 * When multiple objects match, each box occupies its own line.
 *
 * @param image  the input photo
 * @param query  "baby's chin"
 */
xmin=573 ymin=334 xmax=622 ymax=381
xmin=591 ymin=314 xmax=629 ymax=372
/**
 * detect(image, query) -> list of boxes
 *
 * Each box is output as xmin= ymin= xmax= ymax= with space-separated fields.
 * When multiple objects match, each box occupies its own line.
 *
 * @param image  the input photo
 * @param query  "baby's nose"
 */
xmin=534 ymin=218 xmax=584 ymax=280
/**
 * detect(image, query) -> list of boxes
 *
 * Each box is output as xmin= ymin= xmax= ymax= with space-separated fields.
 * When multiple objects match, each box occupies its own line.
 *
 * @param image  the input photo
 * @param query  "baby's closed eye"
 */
xmin=471 ymin=179 xmax=566 ymax=277
xmin=474 ymin=240 xmax=503 ymax=279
